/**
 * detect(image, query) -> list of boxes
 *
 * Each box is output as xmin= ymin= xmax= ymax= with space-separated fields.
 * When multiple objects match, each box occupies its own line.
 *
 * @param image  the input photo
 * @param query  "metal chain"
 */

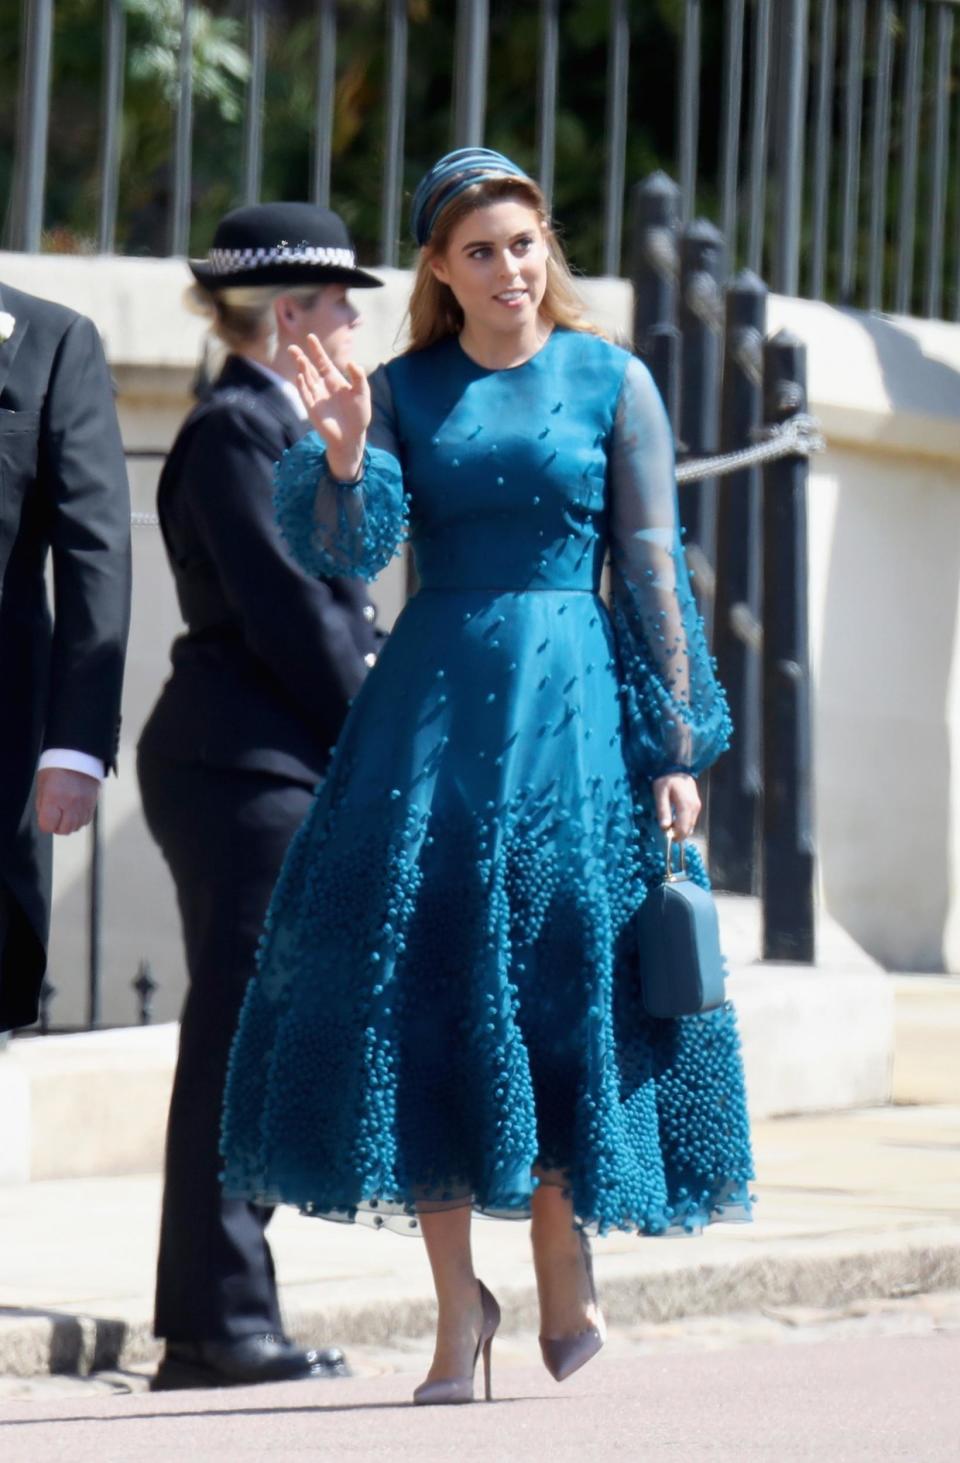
xmin=129 ymin=414 xmax=825 ymax=525
xmin=675 ymin=412 xmax=825 ymax=484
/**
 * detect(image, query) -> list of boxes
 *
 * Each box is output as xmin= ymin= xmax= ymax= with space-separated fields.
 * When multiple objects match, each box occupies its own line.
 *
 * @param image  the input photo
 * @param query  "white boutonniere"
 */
xmin=0 ymin=312 xmax=16 ymax=344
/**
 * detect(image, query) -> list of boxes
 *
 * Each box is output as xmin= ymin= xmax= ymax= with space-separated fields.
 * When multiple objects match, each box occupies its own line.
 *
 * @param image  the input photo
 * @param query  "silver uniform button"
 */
xmin=363 ymin=651 xmax=377 ymax=668
xmin=362 ymin=604 xmax=376 ymax=622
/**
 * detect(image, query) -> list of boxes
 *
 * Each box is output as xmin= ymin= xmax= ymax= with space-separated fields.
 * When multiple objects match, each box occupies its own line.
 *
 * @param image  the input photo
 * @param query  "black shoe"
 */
xmin=151 ymin=1333 xmax=350 ymax=1390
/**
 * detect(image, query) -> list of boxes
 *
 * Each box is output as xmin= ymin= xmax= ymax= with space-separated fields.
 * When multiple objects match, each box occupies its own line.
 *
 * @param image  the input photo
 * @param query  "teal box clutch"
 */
xmin=637 ymin=833 xmax=727 ymax=1018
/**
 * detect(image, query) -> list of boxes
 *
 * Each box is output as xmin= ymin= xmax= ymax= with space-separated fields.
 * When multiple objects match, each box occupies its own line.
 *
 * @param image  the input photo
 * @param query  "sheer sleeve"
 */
xmin=609 ymin=355 xmax=731 ymax=780
xmin=273 ymin=365 xmax=408 ymax=582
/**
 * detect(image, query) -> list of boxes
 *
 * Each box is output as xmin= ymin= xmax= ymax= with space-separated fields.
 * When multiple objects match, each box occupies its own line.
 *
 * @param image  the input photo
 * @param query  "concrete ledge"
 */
xmin=0 ymin=1313 xmax=128 ymax=1381
xmin=0 ymin=1063 xmax=31 ymax=1186
xmin=288 ymin=1232 xmax=960 ymax=1349
xmin=0 ymin=254 xmax=632 ymax=375
xmin=893 ymin=975 xmax=960 ymax=1104
xmin=1 ymin=1230 xmax=956 ymax=1378
xmin=1 ymin=1026 xmax=178 ymax=1184
xmin=766 ymin=295 xmax=960 ymax=465
xmin=717 ymin=894 xmax=894 ymax=1118
xmin=732 ymin=966 xmax=894 ymax=1118
xmin=0 ymin=252 xmax=206 ymax=369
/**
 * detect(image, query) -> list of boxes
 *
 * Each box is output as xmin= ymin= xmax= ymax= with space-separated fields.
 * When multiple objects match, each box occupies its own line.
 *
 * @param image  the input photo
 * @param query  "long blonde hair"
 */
xmin=406 ymin=176 xmax=604 ymax=354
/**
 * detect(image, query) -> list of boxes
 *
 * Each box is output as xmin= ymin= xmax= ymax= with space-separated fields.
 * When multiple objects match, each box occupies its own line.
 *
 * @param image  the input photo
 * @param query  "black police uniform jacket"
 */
xmin=138 ymin=353 xmax=380 ymax=790
xmin=0 ymin=282 xmax=132 ymax=1031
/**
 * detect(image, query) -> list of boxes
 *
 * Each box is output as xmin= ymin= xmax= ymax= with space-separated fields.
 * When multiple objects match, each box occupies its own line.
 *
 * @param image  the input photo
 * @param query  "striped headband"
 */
xmin=410 ymin=147 xmax=532 ymax=246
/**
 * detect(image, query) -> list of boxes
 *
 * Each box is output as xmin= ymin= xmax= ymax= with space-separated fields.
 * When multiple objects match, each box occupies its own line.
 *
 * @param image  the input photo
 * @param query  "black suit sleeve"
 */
xmin=179 ymin=404 xmax=368 ymax=740
xmin=41 ymin=314 xmax=132 ymax=769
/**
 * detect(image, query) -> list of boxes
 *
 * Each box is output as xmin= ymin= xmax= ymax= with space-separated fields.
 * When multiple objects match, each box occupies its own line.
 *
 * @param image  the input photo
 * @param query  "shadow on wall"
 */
xmin=817 ymin=313 xmax=960 ymax=971
xmin=870 ymin=312 xmax=960 ymax=425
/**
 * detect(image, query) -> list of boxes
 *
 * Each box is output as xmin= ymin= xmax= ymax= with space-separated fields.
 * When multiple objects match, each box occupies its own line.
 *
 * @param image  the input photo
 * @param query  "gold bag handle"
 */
xmin=664 ymin=829 xmax=687 ymax=883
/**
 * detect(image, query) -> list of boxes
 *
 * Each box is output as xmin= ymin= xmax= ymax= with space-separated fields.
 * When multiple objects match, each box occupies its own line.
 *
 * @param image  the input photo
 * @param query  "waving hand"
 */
xmin=289 ymin=333 xmax=370 ymax=482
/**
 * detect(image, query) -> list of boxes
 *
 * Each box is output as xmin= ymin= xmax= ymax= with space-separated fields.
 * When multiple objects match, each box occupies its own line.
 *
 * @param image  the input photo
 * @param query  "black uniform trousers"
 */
xmin=138 ymin=749 xmax=314 ymax=1342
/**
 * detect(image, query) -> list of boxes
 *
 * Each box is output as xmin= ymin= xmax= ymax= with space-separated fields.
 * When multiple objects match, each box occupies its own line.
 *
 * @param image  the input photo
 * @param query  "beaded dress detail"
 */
xmin=221 ymin=329 xmax=754 ymax=1235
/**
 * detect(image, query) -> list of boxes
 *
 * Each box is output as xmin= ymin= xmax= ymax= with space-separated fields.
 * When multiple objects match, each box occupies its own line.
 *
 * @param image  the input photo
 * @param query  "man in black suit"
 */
xmin=0 ymin=283 xmax=131 ymax=1034
xmin=138 ymin=203 xmax=384 ymax=1390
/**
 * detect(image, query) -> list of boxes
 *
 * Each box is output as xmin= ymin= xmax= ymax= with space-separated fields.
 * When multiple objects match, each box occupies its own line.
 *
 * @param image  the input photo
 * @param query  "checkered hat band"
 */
xmin=206 ymin=243 xmax=356 ymax=274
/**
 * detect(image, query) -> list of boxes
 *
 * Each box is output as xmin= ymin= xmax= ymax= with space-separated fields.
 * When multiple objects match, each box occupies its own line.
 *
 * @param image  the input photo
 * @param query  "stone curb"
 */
xmin=3 ymin=1235 xmax=958 ymax=1380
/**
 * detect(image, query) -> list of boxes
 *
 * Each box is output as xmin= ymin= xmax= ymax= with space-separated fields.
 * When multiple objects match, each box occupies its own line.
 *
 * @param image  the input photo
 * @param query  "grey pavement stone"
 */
xmin=0 ymin=1327 xmax=958 ymax=1462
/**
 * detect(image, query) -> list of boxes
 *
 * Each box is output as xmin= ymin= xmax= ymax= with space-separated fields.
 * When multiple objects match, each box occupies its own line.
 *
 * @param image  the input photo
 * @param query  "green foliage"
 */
xmin=124 ymin=0 xmax=250 ymax=122
xmin=0 ymin=0 xmax=693 ymax=269
xmin=1 ymin=0 xmax=955 ymax=316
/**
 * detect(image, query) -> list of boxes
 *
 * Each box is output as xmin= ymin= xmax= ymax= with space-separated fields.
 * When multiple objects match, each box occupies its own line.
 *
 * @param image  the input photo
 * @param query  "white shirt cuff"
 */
xmin=38 ymin=749 xmax=106 ymax=782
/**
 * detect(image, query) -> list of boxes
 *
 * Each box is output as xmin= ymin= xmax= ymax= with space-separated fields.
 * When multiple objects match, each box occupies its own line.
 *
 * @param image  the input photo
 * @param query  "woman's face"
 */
xmin=277 ymin=285 xmax=361 ymax=371
xmin=430 ymin=199 xmax=549 ymax=338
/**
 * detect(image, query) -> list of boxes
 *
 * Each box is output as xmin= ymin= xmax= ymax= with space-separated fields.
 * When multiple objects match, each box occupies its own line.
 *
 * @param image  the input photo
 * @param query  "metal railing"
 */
xmin=36 ymin=805 xmax=159 ymax=1036
xmin=633 ymin=171 xmax=819 ymax=959
xmin=5 ymin=1 xmax=960 ymax=319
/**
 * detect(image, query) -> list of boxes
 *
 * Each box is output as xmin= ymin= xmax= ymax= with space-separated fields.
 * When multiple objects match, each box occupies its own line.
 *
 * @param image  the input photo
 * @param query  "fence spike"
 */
xmin=133 ymin=960 xmax=158 ymax=1027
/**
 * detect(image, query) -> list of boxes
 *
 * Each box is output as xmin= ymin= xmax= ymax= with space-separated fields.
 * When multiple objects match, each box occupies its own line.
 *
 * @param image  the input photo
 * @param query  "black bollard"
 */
xmin=709 ymin=270 xmax=767 ymax=891
xmin=630 ymin=172 xmax=681 ymax=357
xmin=678 ymin=218 xmax=724 ymax=632
xmin=646 ymin=322 xmax=681 ymax=436
xmin=760 ymin=330 xmax=815 ymax=963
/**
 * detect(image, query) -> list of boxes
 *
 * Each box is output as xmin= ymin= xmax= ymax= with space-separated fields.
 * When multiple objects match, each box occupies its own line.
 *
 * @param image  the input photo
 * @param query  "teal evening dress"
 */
xmin=221 ymin=327 xmax=754 ymax=1236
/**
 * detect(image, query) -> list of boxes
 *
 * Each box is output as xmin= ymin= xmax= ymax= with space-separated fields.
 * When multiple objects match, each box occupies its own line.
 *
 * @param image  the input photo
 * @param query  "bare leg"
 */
xmin=530 ymin=1181 xmax=601 ymax=1339
xmin=418 ymin=1206 xmax=485 ymax=1383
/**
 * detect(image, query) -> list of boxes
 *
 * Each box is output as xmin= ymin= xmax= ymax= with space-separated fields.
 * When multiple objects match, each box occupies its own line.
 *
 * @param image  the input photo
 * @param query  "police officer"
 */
xmin=138 ymin=204 xmax=382 ymax=1390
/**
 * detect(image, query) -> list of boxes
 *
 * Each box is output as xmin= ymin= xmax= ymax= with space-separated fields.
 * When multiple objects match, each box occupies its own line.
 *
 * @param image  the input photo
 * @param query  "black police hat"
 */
xmin=189 ymin=202 xmax=382 ymax=290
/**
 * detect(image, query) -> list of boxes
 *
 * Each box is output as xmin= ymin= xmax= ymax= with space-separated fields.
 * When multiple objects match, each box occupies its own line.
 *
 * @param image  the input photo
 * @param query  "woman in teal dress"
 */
xmin=222 ymin=148 xmax=753 ymax=1404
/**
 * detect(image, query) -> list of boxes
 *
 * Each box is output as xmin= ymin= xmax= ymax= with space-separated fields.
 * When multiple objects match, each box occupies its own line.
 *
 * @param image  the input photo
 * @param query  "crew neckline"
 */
xmin=453 ymin=326 xmax=559 ymax=375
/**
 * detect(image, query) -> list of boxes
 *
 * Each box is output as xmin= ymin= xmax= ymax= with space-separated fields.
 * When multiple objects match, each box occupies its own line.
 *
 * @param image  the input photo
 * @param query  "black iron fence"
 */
xmin=632 ymin=173 xmax=817 ymax=961
xmin=4 ymin=1 xmax=960 ymax=318
xmin=35 ymin=804 xmax=159 ymax=1035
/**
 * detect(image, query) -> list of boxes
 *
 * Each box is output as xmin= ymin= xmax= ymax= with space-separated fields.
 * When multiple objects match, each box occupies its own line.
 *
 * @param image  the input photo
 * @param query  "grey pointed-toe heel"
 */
xmin=539 ymin=1230 xmax=606 ymax=1383
xmin=539 ymin=1323 xmax=605 ymax=1383
xmin=412 ymin=1280 xmax=501 ymax=1405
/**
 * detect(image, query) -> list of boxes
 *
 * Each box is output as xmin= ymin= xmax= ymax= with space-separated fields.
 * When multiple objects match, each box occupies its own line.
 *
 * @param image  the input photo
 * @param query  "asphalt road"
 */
xmin=2 ymin=1299 xmax=958 ymax=1462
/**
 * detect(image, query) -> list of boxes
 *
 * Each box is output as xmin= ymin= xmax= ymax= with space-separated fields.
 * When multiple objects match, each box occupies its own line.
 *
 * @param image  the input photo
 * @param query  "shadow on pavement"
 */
xmin=0 ymin=1395 xmax=553 ymax=1426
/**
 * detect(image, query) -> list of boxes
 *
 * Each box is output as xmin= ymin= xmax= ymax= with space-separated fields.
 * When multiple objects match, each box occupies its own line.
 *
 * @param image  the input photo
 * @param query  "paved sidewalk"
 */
xmin=2 ymin=1321 xmax=959 ymax=1462
xmin=2 ymin=1100 xmax=958 ymax=1378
